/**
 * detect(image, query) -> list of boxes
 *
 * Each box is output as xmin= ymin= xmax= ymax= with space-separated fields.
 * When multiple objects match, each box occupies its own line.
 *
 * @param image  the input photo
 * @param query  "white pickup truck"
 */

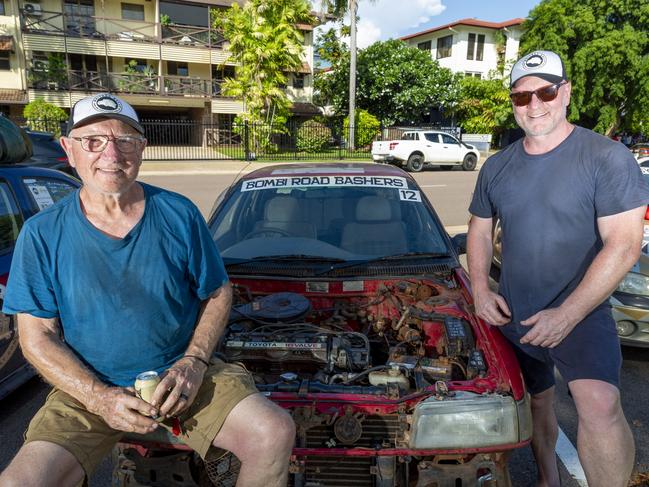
xmin=371 ymin=130 xmax=480 ymax=172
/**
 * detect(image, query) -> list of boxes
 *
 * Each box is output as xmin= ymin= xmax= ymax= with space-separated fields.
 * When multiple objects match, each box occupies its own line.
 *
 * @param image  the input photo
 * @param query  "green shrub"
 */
xmin=296 ymin=120 xmax=331 ymax=152
xmin=344 ymin=109 xmax=381 ymax=148
xmin=23 ymin=99 xmax=68 ymax=137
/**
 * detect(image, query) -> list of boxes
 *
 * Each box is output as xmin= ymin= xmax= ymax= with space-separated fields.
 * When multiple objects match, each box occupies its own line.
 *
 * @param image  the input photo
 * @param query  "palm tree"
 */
xmin=318 ymin=0 xmax=373 ymax=150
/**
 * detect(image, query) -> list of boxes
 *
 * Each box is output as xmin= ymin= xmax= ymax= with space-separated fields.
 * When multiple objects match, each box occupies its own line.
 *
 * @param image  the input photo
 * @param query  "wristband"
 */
xmin=183 ymin=354 xmax=210 ymax=368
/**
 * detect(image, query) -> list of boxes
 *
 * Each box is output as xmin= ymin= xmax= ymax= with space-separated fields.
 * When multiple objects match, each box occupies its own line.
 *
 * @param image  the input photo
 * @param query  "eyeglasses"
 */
xmin=509 ymin=81 xmax=567 ymax=107
xmin=69 ymin=135 xmax=145 ymax=153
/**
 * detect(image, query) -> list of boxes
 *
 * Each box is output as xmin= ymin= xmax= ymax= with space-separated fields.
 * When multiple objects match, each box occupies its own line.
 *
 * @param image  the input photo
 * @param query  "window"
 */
xmin=441 ymin=134 xmax=459 ymax=145
xmin=0 ymin=52 xmax=9 ymax=70
xmin=417 ymin=40 xmax=431 ymax=51
xmin=424 ymin=133 xmax=440 ymax=143
xmin=0 ymin=1 xmax=5 ymax=16
xmin=467 ymin=33 xmax=485 ymax=61
xmin=0 ymin=181 xmax=23 ymax=254
xmin=167 ymin=61 xmax=188 ymax=77
xmin=436 ymin=35 xmax=453 ymax=59
xmin=293 ymin=74 xmax=305 ymax=89
xmin=121 ymin=3 xmax=144 ymax=21
xmin=465 ymin=71 xmax=482 ymax=79
xmin=23 ymin=177 xmax=77 ymax=211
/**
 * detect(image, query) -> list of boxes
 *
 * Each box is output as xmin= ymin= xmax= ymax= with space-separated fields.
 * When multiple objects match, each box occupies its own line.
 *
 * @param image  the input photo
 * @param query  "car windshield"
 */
xmin=209 ymin=173 xmax=450 ymax=263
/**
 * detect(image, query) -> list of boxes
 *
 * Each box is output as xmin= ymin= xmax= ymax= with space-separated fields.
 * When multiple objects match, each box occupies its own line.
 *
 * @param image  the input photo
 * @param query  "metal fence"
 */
xmin=10 ymin=117 xmax=459 ymax=162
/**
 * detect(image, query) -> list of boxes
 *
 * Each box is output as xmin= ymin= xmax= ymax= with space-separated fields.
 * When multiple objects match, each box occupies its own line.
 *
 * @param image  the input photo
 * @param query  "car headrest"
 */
xmin=355 ymin=196 xmax=392 ymax=222
xmin=264 ymin=196 xmax=301 ymax=222
xmin=0 ymin=116 xmax=32 ymax=163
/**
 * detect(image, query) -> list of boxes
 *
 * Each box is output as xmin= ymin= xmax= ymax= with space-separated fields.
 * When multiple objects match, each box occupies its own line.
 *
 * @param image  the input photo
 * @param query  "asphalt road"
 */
xmin=1 ymin=165 xmax=647 ymax=486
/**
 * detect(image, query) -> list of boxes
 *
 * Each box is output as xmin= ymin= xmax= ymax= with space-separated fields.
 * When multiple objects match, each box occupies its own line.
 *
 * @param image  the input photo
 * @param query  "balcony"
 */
xmin=26 ymin=69 xmax=227 ymax=99
xmin=20 ymin=9 xmax=227 ymax=49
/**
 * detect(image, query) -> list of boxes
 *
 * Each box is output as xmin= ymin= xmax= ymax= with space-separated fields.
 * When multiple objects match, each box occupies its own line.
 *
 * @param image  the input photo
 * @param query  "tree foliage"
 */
xmin=296 ymin=120 xmax=332 ymax=152
xmin=23 ymin=99 xmax=68 ymax=136
xmin=212 ymin=0 xmax=314 ymax=132
xmin=521 ymin=0 xmax=649 ymax=135
xmin=456 ymin=77 xmax=515 ymax=135
xmin=316 ymin=38 xmax=460 ymax=125
xmin=343 ymin=109 xmax=380 ymax=147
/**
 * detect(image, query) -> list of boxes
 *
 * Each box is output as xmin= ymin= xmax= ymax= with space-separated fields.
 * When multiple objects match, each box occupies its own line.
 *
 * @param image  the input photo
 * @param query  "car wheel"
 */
xmin=462 ymin=153 xmax=478 ymax=171
xmin=406 ymin=154 xmax=424 ymax=172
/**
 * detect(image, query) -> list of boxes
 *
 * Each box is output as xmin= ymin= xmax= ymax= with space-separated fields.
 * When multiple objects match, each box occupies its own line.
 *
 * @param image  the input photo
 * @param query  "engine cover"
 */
xmin=223 ymin=331 xmax=370 ymax=372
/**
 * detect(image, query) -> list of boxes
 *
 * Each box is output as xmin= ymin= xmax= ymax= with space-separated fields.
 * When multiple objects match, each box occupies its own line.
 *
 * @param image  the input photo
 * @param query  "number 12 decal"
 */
xmin=398 ymin=189 xmax=421 ymax=202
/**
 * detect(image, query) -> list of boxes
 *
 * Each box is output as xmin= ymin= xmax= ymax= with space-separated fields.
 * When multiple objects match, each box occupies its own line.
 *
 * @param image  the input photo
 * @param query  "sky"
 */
xmin=314 ymin=0 xmax=542 ymax=49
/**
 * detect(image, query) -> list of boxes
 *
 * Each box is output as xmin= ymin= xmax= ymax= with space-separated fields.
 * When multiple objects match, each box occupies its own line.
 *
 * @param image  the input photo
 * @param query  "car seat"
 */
xmin=340 ymin=196 xmax=408 ymax=255
xmin=251 ymin=195 xmax=317 ymax=238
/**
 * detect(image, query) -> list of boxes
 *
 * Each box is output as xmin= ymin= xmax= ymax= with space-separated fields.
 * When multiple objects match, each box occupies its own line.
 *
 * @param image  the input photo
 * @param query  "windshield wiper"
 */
xmin=314 ymin=252 xmax=451 ymax=276
xmin=226 ymin=255 xmax=346 ymax=266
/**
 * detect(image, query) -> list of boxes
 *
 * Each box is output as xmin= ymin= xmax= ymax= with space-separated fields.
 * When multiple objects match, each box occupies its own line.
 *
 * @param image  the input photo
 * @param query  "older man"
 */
xmin=0 ymin=93 xmax=295 ymax=487
xmin=467 ymin=51 xmax=649 ymax=487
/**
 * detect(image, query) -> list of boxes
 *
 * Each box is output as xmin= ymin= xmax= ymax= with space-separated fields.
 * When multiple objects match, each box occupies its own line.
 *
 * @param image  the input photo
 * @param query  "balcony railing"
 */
xmin=27 ymin=69 xmax=230 ymax=97
xmin=20 ymin=9 xmax=227 ymax=48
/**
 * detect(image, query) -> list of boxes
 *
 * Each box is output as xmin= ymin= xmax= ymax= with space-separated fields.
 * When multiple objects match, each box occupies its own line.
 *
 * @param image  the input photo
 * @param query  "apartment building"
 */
xmin=0 ymin=0 xmax=317 ymax=127
xmin=401 ymin=18 xmax=525 ymax=79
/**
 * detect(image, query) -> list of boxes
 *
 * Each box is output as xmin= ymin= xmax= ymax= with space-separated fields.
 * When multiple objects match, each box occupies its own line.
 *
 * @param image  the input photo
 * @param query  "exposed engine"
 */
xmin=219 ymin=278 xmax=488 ymax=396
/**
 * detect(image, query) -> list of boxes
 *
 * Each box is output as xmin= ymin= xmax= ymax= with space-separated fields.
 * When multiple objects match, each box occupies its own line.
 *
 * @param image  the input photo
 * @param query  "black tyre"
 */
xmin=406 ymin=153 xmax=424 ymax=172
xmin=462 ymin=153 xmax=478 ymax=171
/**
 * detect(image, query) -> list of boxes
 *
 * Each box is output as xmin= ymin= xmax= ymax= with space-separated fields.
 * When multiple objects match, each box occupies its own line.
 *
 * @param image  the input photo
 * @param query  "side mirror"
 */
xmin=0 ymin=116 xmax=32 ymax=164
xmin=452 ymin=233 xmax=467 ymax=255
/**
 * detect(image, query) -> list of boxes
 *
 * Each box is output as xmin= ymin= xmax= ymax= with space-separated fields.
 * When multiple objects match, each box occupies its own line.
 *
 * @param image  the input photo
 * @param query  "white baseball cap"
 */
xmin=510 ymin=50 xmax=567 ymax=88
xmin=67 ymin=93 xmax=144 ymax=135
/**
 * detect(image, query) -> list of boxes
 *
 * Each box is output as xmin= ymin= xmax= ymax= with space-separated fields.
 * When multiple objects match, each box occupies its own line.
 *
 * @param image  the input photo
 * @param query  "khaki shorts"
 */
xmin=24 ymin=359 xmax=258 ymax=478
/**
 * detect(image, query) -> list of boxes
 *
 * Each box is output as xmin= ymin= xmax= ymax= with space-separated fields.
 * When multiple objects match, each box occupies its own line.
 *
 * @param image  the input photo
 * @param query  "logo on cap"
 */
xmin=523 ymin=53 xmax=546 ymax=70
xmin=92 ymin=94 xmax=122 ymax=113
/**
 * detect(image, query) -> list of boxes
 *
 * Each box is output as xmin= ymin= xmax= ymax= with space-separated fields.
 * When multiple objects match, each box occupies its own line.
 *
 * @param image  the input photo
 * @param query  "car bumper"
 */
xmin=611 ymin=292 xmax=649 ymax=347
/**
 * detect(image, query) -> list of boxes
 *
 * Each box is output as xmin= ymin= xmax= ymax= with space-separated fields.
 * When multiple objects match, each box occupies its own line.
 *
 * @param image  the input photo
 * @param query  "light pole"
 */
xmin=348 ymin=0 xmax=357 ymax=151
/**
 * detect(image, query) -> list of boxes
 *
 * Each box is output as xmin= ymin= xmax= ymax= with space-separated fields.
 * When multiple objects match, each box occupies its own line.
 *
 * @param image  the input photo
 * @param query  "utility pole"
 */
xmin=348 ymin=0 xmax=357 ymax=151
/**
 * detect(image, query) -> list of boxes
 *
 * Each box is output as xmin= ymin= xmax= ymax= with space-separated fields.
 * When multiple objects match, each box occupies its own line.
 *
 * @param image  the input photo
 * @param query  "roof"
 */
xmin=400 ymin=18 xmax=525 ymax=41
xmin=240 ymin=162 xmax=414 ymax=181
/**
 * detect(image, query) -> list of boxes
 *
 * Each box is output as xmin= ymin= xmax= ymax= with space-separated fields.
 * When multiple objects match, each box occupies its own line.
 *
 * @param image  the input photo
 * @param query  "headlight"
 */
xmin=409 ymin=391 xmax=531 ymax=449
xmin=616 ymin=272 xmax=649 ymax=296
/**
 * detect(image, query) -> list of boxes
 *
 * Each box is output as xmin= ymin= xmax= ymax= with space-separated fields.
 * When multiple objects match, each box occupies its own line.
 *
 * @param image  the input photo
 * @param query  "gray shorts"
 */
xmin=504 ymin=303 xmax=621 ymax=395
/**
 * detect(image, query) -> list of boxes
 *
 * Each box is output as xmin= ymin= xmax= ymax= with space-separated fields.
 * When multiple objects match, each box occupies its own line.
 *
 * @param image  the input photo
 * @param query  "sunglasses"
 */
xmin=509 ymin=81 xmax=567 ymax=107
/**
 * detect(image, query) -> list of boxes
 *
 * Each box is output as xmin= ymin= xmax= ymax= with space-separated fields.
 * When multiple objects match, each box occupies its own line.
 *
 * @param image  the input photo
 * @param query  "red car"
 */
xmin=115 ymin=163 xmax=531 ymax=486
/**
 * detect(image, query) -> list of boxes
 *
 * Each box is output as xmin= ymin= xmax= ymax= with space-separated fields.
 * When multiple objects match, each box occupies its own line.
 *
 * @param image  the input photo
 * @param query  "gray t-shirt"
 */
xmin=469 ymin=126 xmax=649 ymax=337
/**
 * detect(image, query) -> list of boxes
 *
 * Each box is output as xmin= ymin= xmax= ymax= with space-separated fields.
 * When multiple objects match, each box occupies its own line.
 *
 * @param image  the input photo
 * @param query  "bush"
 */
xmin=23 ymin=99 xmax=68 ymax=137
xmin=296 ymin=121 xmax=331 ymax=152
xmin=344 ymin=109 xmax=381 ymax=148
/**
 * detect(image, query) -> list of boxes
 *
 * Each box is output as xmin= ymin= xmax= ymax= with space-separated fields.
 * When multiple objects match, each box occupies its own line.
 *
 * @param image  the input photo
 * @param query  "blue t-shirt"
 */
xmin=469 ymin=126 xmax=649 ymax=342
xmin=3 ymin=183 xmax=228 ymax=386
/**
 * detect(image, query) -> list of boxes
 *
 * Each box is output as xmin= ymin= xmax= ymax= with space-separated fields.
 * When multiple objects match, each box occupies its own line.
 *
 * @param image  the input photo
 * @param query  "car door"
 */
xmin=438 ymin=133 xmax=463 ymax=163
xmin=422 ymin=132 xmax=443 ymax=162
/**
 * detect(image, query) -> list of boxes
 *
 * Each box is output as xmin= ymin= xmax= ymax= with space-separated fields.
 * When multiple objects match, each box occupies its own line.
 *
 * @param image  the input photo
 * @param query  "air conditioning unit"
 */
xmin=24 ymin=3 xmax=43 ymax=16
xmin=33 ymin=59 xmax=49 ymax=71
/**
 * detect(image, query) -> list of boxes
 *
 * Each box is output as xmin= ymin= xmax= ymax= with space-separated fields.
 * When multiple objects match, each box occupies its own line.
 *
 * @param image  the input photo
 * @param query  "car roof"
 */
xmin=0 ymin=164 xmax=77 ymax=179
xmin=239 ymin=162 xmax=417 ymax=182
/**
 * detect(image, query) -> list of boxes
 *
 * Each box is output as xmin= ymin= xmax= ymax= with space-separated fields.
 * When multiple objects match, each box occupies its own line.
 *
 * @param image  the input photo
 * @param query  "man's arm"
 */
xmin=17 ymin=314 xmax=159 ymax=433
xmin=520 ymin=205 xmax=645 ymax=347
xmin=467 ymin=215 xmax=511 ymax=325
xmin=153 ymin=281 xmax=233 ymax=417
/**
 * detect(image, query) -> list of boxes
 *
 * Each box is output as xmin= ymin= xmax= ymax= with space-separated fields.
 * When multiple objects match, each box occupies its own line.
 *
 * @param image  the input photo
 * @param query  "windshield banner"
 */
xmin=241 ymin=175 xmax=408 ymax=192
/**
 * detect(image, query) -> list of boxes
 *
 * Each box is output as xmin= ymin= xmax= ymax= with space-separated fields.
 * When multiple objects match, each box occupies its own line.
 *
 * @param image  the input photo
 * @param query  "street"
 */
xmin=0 ymin=166 xmax=647 ymax=486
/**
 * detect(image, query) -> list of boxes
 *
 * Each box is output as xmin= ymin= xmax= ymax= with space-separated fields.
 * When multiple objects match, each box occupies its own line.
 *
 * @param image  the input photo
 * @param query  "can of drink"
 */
xmin=134 ymin=371 xmax=160 ymax=403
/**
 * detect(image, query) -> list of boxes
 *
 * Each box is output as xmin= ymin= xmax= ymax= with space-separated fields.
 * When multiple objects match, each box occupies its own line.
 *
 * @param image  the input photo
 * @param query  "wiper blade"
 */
xmin=226 ymin=255 xmax=346 ymax=266
xmin=314 ymin=252 xmax=450 ymax=275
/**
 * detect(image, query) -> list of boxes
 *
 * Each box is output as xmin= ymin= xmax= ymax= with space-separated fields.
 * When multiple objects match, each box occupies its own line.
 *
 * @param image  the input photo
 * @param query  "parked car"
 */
xmin=491 ymin=167 xmax=649 ymax=348
xmin=114 ymin=163 xmax=531 ymax=486
xmin=371 ymin=130 xmax=480 ymax=172
xmin=631 ymin=143 xmax=649 ymax=162
xmin=23 ymin=129 xmax=76 ymax=177
xmin=0 ymin=117 xmax=80 ymax=400
xmin=609 ymin=166 xmax=649 ymax=347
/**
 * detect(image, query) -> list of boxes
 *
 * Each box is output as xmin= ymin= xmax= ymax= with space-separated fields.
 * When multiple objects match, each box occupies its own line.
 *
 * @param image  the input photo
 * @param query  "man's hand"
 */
xmin=152 ymin=356 xmax=208 ymax=418
xmin=474 ymin=288 xmax=511 ymax=326
xmin=87 ymin=387 xmax=159 ymax=434
xmin=520 ymin=307 xmax=577 ymax=348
